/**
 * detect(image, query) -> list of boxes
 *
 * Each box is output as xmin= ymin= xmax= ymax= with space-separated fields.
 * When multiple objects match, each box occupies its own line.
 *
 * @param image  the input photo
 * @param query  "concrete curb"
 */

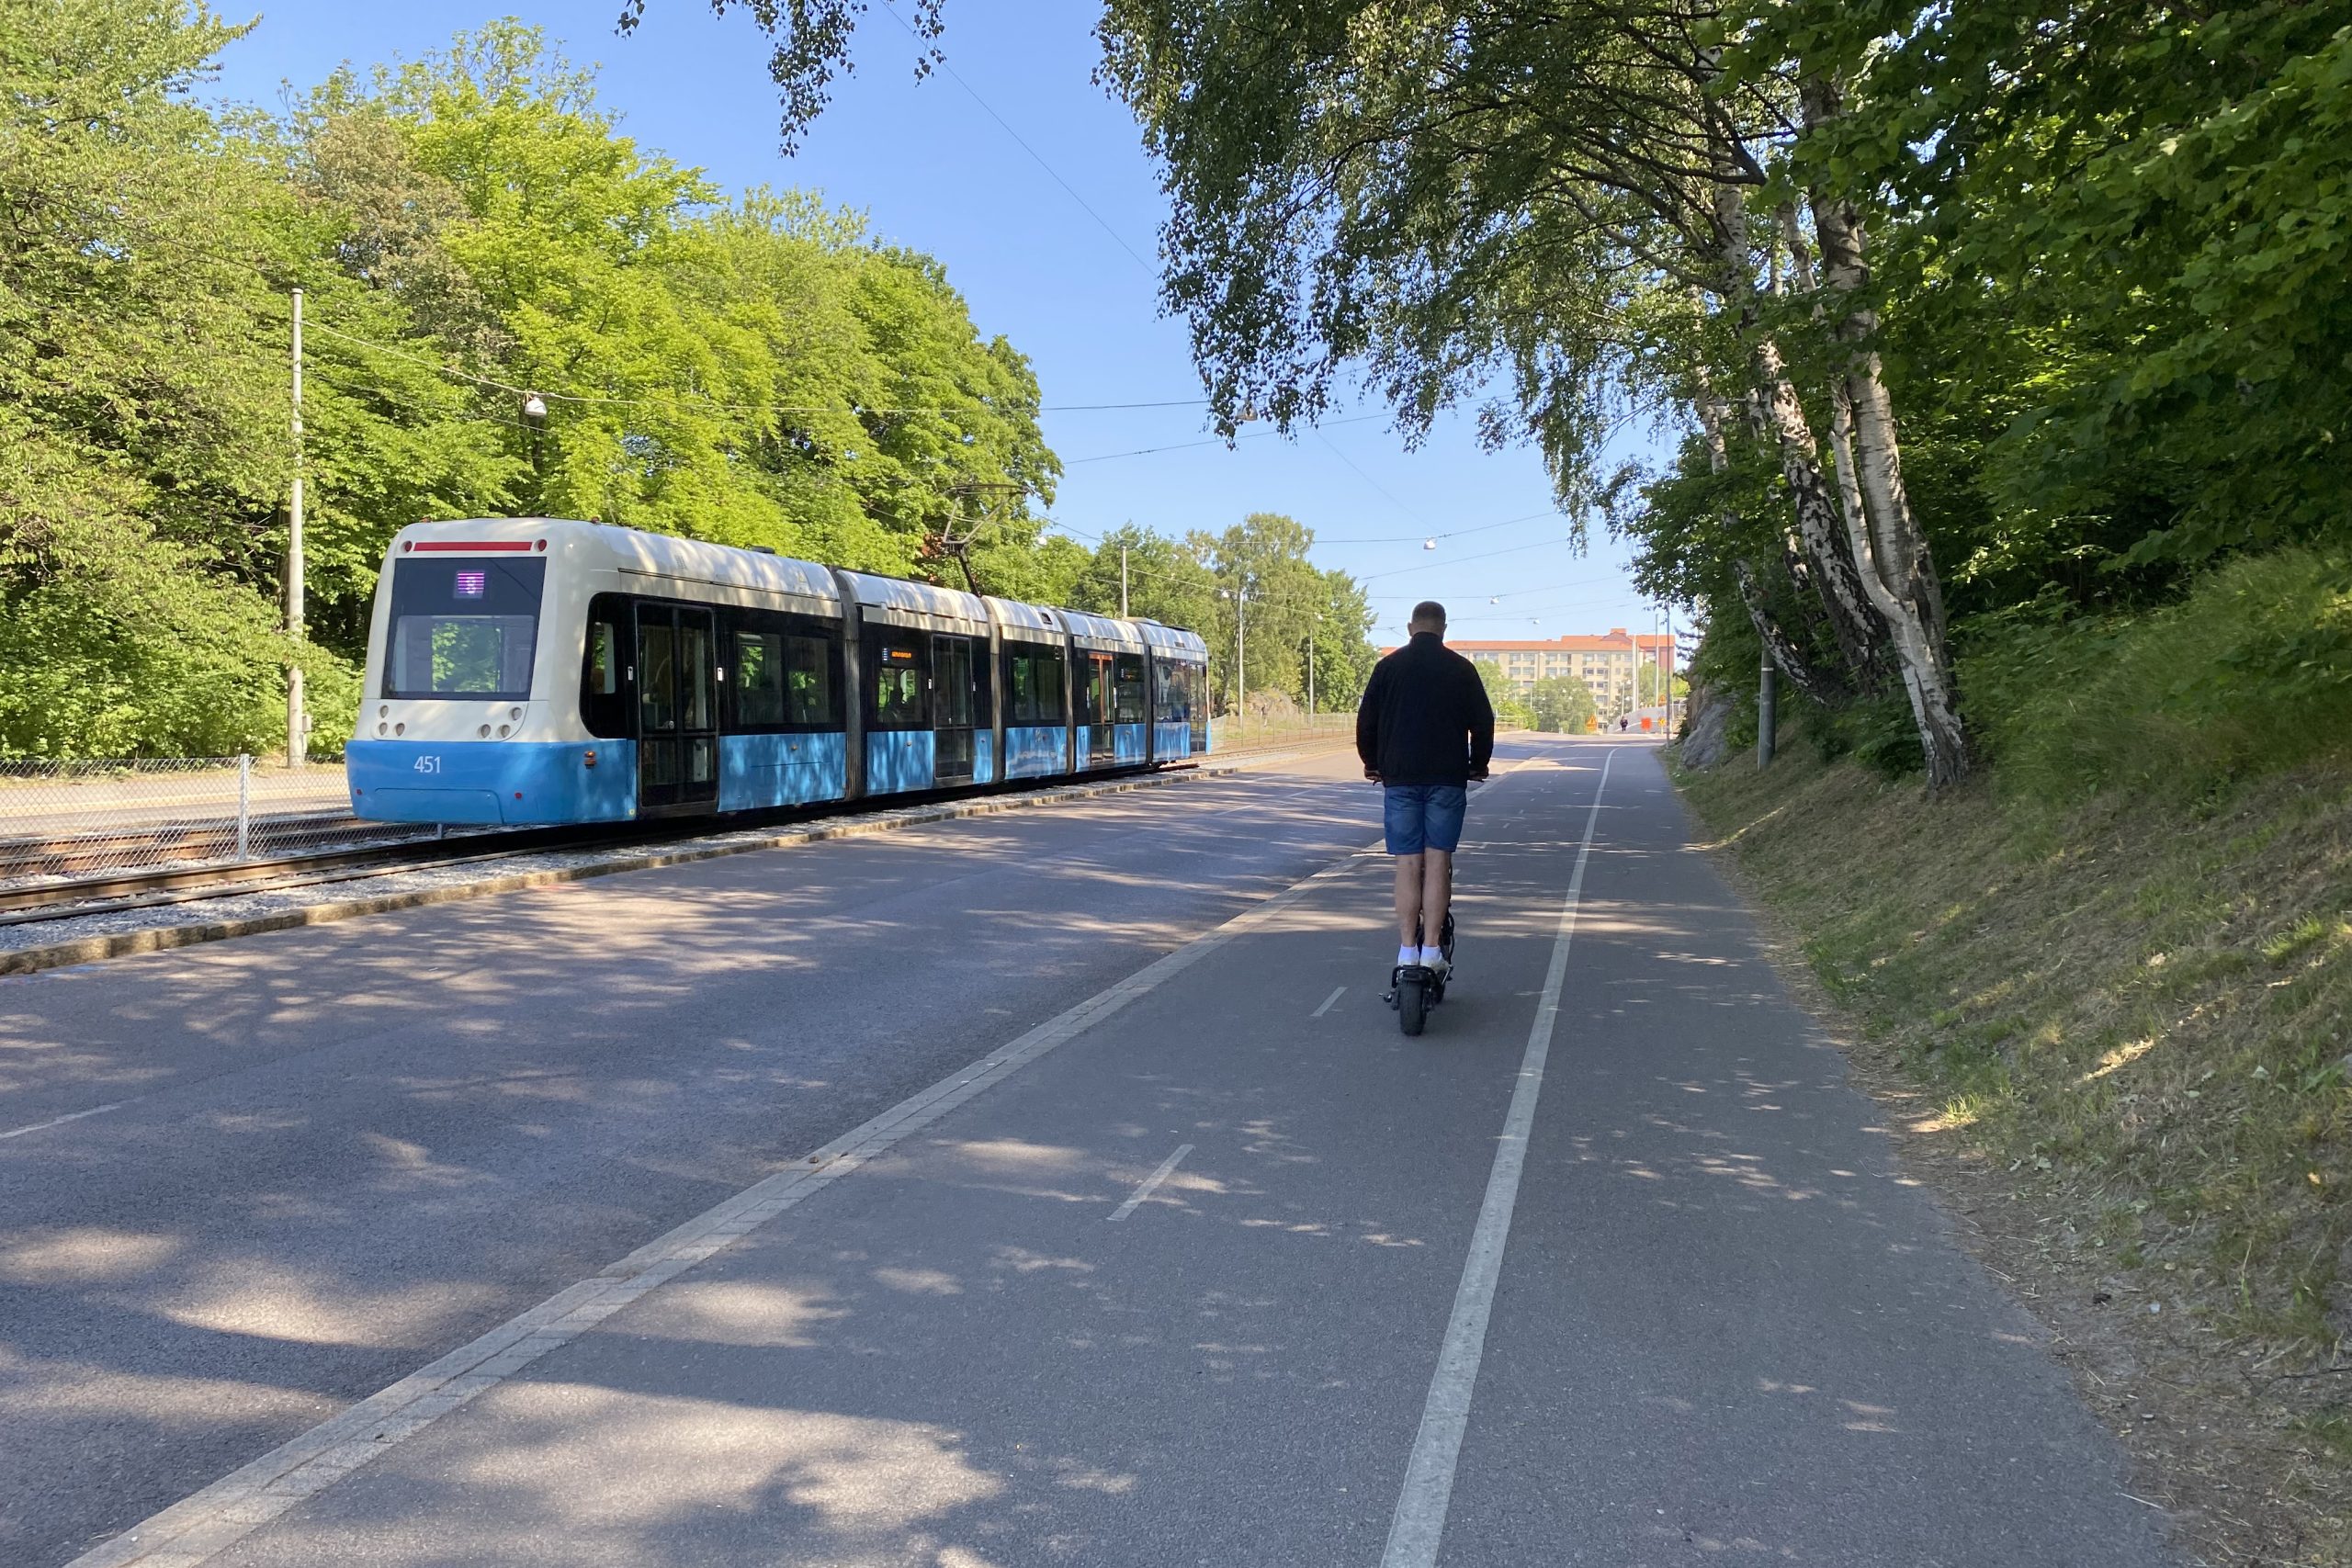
xmin=2 ymin=763 xmax=1258 ymax=979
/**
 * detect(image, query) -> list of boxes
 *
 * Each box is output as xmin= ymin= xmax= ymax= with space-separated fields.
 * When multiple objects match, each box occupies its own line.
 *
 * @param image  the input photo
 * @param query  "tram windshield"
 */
xmin=384 ymin=557 xmax=547 ymax=700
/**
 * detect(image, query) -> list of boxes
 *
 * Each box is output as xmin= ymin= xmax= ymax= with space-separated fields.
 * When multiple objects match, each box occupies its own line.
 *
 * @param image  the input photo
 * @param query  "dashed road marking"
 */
xmin=1311 ymin=985 xmax=1347 ymax=1017
xmin=1106 ymin=1143 xmax=1194 ymax=1223
xmin=0 ymin=1100 xmax=125 ymax=1142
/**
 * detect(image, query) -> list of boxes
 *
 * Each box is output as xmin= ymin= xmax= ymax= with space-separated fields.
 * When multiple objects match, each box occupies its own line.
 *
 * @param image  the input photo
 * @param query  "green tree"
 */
xmin=1092 ymin=2 xmax=1964 ymax=781
xmin=1634 ymin=660 xmax=1685 ymax=709
xmin=0 ymin=0 xmax=308 ymax=755
xmin=1529 ymin=676 xmax=1599 ymax=735
xmin=1474 ymin=660 xmax=1532 ymax=729
xmin=1066 ymin=523 xmax=1219 ymax=635
xmin=0 ymin=9 xmax=1083 ymax=758
xmin=1197 ymin=511 xmax=1364 ymax=713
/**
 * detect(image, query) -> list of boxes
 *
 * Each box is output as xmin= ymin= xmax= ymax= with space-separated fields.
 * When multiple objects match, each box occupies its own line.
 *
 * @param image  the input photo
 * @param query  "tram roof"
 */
xmin=1137 ymin=621 xmax=1209 ymax=660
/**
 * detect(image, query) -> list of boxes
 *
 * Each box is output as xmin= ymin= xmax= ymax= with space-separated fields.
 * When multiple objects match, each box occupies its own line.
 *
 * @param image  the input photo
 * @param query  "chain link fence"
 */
xmin=0 ymin=758 xmax=411 ymax=886
xmin=1208 ymin=711 xmax=1356 ymax=755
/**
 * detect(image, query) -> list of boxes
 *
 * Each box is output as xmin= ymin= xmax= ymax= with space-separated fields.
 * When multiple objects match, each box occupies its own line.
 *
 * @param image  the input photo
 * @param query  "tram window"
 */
xmin=681 ymin=621 xmax=713 ymax=731
xmin=1038 ymin=650 xmax=1065 ymax=719
xmin=385 ymin=558 xmax=546 ymax=700
xmin=1008 ymin=653 xmax=1034 ymax=721
xmin=1074 ymin=652 xmax=1113 ymax=726
xmin=786 ymin=635 xmax=834 ymax=725
xmin=1005 ymin=644 xmax=1065 ymax=724
xmin=737 ymin=632 xmax=786 ymax=727
xmin=580 ymin=599 xmax=630 ymax=738
xmin=1114 ymin=653 xmax=1146 ymax=724
xmin=639 ymin=620 xmax=677 ymax=733
xmin=587 ymin=624 xmax=619 ymax=695
xmin=872 ymin=639 xmax=927 ymax=726
xmin=934 ymin=637 xmax=976 ymax=728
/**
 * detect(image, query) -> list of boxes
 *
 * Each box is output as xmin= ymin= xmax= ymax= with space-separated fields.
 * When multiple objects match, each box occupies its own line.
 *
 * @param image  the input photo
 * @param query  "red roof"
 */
xmin=1381 ymin=632 xmax=1675 ymax=655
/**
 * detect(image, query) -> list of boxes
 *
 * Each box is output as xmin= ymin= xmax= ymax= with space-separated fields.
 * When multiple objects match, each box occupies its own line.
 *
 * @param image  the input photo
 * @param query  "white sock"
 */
xmin=1419 ymin=945 xmax=1446 ymax=967
xmin=1397 ymin=944 xmax=1419 ymax=966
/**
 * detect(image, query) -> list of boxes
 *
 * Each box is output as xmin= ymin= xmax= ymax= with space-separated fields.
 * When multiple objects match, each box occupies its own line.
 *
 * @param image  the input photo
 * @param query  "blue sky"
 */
xmin=209 ymin=1 xmax=1674 ymax=646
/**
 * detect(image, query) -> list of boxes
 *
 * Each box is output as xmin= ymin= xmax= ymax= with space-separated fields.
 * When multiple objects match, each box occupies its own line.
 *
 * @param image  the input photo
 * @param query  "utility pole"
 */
xmin=1306 ymin=627 xmax=1315 ymax=716
xmin=1758 ymin=650 xmax=1778 ymax=768
xmin=1664 ymin=604 xmax=1677 ymax=736
xmin=286 ymin=287 xmax=307 ymax=771
xmin=1120 ymin=546 xmax=1129 ymax=618
xmin=1236 ymin=591 xmax=1247 ymax=730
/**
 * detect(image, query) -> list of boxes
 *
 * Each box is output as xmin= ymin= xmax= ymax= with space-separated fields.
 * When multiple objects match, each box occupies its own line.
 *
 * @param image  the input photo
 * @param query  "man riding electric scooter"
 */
xmin=1356 ymin=601 xmax=1495 ymax=1035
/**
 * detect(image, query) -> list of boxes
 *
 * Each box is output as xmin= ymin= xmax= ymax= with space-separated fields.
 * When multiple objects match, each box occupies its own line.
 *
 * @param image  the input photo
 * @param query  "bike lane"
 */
xmin=1436 ymin=744 xmax=2171 ymax=1565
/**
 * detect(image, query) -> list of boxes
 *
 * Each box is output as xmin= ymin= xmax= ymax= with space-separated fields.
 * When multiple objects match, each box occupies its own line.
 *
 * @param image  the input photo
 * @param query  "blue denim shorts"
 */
xmin=1383 ymin=784 xmax=1467 ymax=856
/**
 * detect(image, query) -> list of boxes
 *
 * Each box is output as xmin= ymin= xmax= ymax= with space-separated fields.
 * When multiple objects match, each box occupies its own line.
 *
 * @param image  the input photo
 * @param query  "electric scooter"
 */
xmin=1385 ymin=910 xmax=1456 ymax=1037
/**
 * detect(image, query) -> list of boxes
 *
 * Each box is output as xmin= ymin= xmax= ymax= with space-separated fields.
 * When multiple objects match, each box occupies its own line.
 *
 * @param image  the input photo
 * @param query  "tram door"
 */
xmin=1077 ymin=649 xmax=1117 ymax=766
xmin=932 ymin=635 xmax=981 ymax=784
xmin=635 ymin=604 xmax=719 ymax=814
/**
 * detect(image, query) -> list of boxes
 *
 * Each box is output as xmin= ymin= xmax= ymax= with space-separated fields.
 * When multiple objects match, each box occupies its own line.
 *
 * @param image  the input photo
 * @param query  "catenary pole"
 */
xmin=1665 ymin=604 xmax=1677 ymax=736
xmin=286 ymin=287 xmax=306 ymax=771
xmin=1120 ymin=546 xmax=1129 ymax=617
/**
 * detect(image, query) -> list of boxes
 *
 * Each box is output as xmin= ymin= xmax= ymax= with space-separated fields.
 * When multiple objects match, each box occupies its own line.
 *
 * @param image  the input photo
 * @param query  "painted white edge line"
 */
xmin=1105 ymin=1143 xmax=1194 ymax=1223
xmin=1380 ymin=745 xmax=1617 ymax=1568
xmin=0 ymin=1100 xmax=125 ymax=1142
xmin=67 ymin=823 xmax=1382 ymax=1568
xmin=1311 ymin=985 xmax=1347 ymax=1018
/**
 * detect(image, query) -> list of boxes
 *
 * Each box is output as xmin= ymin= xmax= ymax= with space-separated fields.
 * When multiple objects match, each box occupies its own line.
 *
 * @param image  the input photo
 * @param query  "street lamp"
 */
xmin=1218 ymin=584 xmax=1252 ymax=730
xmin=521 ymin=391 xmax=548 ymax=501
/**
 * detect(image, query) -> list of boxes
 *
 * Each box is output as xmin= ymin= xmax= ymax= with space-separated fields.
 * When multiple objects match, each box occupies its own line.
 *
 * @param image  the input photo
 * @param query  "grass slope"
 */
xmin=1674 ymin=728 xmax=2352 ymax=1563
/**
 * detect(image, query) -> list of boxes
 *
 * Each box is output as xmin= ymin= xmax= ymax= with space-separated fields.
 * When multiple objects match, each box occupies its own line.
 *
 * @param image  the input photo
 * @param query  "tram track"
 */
xmin=0 ymin=731 xmax=1351 ymax=930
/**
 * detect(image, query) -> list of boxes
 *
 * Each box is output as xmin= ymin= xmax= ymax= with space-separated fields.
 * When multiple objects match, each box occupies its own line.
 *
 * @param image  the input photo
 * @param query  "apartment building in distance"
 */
xmin=1439 ymin=629 xmax=1676 ymax=716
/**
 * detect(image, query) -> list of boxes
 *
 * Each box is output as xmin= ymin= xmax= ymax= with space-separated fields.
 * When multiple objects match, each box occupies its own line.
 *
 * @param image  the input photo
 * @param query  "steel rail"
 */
xmin=0 ymin=733 xmax=1352 ymax=928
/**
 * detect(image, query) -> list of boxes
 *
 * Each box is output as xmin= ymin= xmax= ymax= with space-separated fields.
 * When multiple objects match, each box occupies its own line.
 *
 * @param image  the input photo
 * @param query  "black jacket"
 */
xmin=1356 ymin=633 xmax=1496 ymax=786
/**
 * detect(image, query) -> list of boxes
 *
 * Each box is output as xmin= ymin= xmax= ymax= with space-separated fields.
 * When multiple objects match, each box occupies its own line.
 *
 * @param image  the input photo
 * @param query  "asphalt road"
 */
xmin=0 ymin=754 xmax=1368 ymax=1568
xmin=6 ymin=739 xmax=2177 ymax=1567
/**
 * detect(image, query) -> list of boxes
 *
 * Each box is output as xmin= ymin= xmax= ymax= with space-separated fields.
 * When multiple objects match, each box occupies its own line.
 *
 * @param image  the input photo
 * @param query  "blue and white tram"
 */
xmin=346 ymin=517 xmax=1213 ymax=826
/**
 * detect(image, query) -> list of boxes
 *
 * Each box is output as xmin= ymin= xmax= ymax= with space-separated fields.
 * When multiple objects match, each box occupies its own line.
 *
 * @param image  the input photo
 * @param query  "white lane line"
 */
xmin=1311 ymin=985 xmax=1347 ymax=1018
xmin=1381 ymin=745 xmax=1616 ymax=1568
xmin=68 ymin=835 xmax=1379 ymax=1568
xmin=0 ymin=1100 xmax=125 ymax=1142
xmin=1105 ymin=1143 xmax=1194 ymax=1223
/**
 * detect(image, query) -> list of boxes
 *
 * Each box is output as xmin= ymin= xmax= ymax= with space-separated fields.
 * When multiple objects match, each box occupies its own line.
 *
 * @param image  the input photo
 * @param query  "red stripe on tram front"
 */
xmin=411 ymin=540 xmax=537 ymax=552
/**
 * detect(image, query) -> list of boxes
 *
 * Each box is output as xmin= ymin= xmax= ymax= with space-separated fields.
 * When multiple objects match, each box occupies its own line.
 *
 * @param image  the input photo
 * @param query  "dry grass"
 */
xmin=1675 ymin=726 xmax=2352 ymax=1565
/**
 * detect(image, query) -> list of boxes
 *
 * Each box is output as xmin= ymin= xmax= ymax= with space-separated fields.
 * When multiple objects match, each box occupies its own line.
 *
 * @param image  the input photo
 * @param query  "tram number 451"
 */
xmin=413 ymin=755 xmax=444 ymax=774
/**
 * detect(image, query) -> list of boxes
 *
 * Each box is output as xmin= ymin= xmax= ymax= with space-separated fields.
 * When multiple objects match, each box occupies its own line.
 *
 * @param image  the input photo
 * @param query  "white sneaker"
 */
xmin=1419 ymin=945 xmax=1448 ymax=976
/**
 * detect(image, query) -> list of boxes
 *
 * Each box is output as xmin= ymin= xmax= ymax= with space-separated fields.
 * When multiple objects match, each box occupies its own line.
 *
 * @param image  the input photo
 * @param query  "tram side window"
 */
xmin=580 ymin=594 xmax=629 ymax=738
xmin=1152 ymin=658 xmax=1199 ymax=725
xmin=1005 ymin=644 xmax=1066 ymax=724
xmin=873 ymin=641 xmax=927 ymax=727
xmin=1114 ymin=653 xmax=1146 ymax=724
xmin=736 ymin=632 xmax=786 ymax=726
xmin=786 ymin=635 xmax=834 ymax=725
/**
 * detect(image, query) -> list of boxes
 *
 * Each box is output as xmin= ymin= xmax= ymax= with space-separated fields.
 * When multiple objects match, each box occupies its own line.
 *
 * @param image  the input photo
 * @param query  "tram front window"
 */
xmin=385 ymin=557 xmax=547 ymax=701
